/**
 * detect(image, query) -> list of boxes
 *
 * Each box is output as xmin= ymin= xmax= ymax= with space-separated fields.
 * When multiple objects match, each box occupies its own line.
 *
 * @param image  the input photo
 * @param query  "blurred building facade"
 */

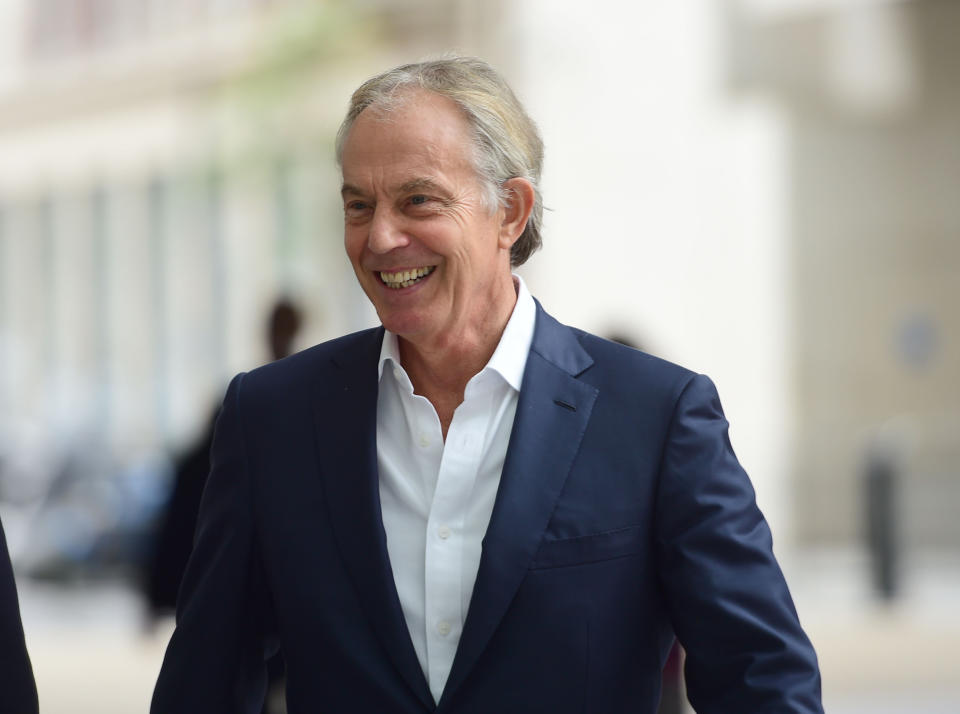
xmin=0 ymin=0 xmax=957 ymax=562
xmin=0 ymin=0 xmax=509 ymax=507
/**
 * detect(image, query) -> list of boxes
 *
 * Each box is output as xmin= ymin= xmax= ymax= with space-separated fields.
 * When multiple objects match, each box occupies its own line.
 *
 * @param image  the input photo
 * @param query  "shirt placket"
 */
xmin=422 ymin=380 xmax=489 ymax=700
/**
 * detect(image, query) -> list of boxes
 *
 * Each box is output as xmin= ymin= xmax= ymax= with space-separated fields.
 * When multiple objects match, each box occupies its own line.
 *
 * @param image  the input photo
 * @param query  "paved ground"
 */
xmin=19 ymin=581 xmax=173 ymax=714
xmin=787 ymin=548 xmax=960 ymax=714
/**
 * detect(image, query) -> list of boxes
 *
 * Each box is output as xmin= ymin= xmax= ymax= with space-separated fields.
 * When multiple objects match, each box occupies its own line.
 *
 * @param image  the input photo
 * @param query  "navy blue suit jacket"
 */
xmin=152 ymin=303 xmax=822 ymax=713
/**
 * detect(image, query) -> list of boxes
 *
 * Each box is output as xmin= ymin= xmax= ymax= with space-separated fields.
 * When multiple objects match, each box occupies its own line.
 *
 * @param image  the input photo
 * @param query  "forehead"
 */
xmin=340 ymin=90 xmax=477 ymax=189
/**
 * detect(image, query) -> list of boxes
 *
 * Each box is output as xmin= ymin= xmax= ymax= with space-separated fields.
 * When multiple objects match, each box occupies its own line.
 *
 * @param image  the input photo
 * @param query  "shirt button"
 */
xmin=438 ymin=525 xmax=451 ymax=540
xmin=419 ymin=433 xmax=430 ymax=448
xmin=437 ymin=621 xmax=451 ymax=636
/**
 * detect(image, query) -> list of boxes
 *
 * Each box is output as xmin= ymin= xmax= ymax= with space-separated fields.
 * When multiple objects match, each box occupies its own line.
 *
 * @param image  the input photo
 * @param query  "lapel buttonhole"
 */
xmin=553 ymin=399 xmax=577 ymax=412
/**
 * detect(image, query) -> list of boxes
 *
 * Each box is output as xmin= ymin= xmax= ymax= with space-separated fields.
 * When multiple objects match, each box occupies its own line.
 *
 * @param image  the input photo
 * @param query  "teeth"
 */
xmin=380 ymin=266 xmax=435 ymax=289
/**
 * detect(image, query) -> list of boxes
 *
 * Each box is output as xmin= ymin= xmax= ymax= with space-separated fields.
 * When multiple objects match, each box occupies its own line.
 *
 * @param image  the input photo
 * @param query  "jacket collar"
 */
xmin=319 ymin=327 xmax=436 ymax=709
xmin=317 ymin=303 xmax=597 ymax=710
xmin=438 ymin=301 xmax=596 ymax=708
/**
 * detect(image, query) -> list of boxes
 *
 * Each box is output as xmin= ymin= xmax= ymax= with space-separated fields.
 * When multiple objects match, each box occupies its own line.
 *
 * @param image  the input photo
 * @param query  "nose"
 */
xmin=367 ymin=206 xmax=410 ymax=254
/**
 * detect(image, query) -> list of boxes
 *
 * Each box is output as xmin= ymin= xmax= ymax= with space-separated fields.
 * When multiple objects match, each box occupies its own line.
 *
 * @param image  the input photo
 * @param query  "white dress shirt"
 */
xmin=376 ymin=275 xmax=536 ymax=703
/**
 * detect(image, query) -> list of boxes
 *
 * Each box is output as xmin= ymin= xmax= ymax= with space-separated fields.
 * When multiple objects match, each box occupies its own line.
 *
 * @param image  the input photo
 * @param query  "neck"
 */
xmin=399 ymin=276 xmax=518 ymax=436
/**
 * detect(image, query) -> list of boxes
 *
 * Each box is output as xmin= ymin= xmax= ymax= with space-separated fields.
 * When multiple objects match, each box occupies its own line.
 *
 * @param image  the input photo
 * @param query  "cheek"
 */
xmin=419 ymin=224 xmax=467 ymax=256
xmin=343 ymin=229 xmax=366 ymax=265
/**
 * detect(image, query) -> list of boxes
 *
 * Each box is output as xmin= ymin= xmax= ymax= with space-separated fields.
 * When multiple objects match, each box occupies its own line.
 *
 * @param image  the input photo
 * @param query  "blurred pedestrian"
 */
xmin=146 ymin=298 xmax=303 ymax=617
xmin=146 ymin=298 xmax=302 ymax=714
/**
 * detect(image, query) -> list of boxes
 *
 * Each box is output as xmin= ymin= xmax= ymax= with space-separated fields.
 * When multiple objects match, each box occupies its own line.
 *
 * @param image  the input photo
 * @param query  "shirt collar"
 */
xmin=377 ymin=274 xmax=536 ymax=392
xmin=484 ymin=274 xmax=535 ymax=391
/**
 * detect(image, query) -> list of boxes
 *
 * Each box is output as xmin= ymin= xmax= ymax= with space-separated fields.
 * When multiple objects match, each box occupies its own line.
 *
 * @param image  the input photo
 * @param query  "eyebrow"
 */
xmin=397 ymin=177 xmax=446 ymax=195
xmin=340 ymin=177 xmax=449 ymax=199
xmin=340 ymin=183 xmax=365 ymax=198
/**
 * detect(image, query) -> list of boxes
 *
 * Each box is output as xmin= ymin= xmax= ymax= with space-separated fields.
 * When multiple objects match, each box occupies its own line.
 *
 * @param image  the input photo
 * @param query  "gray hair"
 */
xmin=335 ymin=56 xmax=544 ymax=267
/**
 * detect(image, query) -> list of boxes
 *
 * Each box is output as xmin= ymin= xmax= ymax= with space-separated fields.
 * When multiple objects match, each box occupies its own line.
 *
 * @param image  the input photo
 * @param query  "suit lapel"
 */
xmin=439 ymin=304 xmax=598 ymax=707
xmin=314 ymin=328 xmax=435 ymax=710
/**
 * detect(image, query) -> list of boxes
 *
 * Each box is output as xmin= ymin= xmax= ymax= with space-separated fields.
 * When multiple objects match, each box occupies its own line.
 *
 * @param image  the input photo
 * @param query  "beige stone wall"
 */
xmin=738 ymin=0 xmax=960 ymax=548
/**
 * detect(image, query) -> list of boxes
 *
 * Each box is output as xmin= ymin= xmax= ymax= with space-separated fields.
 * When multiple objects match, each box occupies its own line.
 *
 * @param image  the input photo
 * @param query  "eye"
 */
xmin=409 ymin=195 xmax=428 ymax=205
xmin=344 ymin=201 xmax=371 ymax=218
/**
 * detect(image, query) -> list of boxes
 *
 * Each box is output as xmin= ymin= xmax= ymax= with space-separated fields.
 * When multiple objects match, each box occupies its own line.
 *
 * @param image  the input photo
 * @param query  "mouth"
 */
xmin=378 ymin=266 xmax=435 ymax=289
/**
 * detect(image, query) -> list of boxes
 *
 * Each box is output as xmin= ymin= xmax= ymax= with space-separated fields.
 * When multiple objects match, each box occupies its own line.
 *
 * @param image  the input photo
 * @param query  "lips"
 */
xmin=379 ymin=266 xmax=435 ymax=289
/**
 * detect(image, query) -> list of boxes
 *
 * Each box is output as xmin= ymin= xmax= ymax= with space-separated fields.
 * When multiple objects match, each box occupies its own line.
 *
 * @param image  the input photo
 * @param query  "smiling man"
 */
xmin=340 ymin=87 xmax=534 ymax=440
xmin=152 ymin=57 xmax=823 ymax=714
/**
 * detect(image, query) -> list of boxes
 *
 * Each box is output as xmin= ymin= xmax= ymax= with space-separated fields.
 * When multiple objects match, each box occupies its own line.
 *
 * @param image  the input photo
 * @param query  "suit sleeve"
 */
xmin=151 ymin=373 xmax=273 ymax=714
xmin=654 ymin=374 xmax=823 ymax=713
xmin=0 ymin=517 xmax=39 ymax=714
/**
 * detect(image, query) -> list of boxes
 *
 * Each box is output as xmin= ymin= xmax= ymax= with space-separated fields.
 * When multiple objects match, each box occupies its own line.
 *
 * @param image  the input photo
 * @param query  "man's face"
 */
xmin=340 ymin=90 xmax=514 ymax=346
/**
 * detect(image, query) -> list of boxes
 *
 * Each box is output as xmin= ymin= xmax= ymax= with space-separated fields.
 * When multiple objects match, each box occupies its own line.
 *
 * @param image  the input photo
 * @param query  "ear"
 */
xmin=497 ymin=177 xmax=535 ymax=251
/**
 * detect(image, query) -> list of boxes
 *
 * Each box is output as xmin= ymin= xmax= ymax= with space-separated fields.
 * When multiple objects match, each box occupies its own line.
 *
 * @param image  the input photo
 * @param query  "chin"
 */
xmin=376 ymin=310 xmax=430 ymax=338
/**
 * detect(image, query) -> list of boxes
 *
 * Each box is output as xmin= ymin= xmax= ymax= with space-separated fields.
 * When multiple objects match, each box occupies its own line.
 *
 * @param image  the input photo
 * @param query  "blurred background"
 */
xmin=0 ymin=0 xmax=957 ymax=711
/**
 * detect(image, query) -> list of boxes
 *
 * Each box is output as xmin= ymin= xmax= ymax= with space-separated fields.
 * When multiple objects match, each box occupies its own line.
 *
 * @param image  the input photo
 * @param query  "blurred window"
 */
xmin=26 ymin=0 xmax=279 ymax=61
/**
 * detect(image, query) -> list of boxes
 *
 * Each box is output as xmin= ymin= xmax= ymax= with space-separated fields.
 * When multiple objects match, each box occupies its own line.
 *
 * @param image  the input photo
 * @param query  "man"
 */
xmin=0 ymin=515 xmax=39 ymax=714
xmin=152 ymin=57 xmax=823 ymax=713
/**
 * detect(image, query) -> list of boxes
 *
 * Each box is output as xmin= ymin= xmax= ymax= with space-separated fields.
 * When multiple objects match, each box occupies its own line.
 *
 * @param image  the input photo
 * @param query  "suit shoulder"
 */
xmin=238 ymin=326 xmax=382 ymax=397
xmin=571 ymin=328 xmax=696 ymax=389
